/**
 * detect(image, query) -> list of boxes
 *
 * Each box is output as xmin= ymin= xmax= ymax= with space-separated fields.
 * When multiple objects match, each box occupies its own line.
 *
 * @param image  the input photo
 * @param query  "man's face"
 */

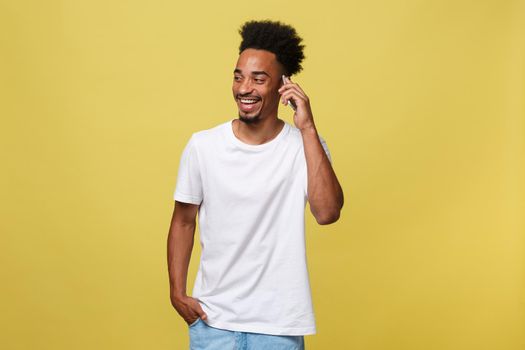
xmin=232 ymin=48 xmax=283 ymax=124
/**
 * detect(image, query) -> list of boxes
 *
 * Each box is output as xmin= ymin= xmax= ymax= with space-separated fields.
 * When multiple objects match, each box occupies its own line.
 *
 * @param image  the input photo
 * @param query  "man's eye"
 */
xmin=234 ymin=76 xmax=242 ymax=81
xmin=254 ymin=79 xmax=265 ymax=83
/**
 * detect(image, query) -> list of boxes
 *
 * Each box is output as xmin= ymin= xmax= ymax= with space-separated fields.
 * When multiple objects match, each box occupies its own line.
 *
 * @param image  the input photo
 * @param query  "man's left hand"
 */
xmin=279 ymin=76 xmax=316 ymax=132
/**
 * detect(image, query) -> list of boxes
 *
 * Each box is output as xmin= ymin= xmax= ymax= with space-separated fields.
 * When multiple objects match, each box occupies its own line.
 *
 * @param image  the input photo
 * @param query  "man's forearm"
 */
xmin=301 ymin=125 xmax=344 ymax=224
xmin=167 ymin=220 xmax=196 ymax=299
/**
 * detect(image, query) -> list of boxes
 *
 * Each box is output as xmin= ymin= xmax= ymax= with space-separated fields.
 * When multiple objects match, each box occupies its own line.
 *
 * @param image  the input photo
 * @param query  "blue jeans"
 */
xmin=188 ymin=318 xmax=305 ymax=350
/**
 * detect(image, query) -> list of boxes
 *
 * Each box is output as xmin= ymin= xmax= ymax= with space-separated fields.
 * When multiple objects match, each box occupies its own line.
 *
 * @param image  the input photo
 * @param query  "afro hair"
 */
xmin=238 ymin=20 xmax=305 ymax=76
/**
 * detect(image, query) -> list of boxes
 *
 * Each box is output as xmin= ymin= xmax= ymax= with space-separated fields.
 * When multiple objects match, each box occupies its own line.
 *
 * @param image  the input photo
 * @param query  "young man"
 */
xmin=167 ymin=20 xmax=344 ymax=349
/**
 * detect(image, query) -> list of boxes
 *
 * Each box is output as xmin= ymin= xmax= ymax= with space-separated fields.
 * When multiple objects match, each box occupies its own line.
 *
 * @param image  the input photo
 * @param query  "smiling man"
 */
xmin=167 ymin=20 xmax=344 ymax=350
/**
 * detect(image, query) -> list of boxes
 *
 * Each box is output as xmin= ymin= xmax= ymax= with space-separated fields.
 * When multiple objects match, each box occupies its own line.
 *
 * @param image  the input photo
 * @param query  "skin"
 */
xmin=167 ymin=201 xmax=206 ymax=325
xmin=167 ymin=48 xmax=344 ymax=325
xmin=232 ymin=49 xmax=286 ymax=145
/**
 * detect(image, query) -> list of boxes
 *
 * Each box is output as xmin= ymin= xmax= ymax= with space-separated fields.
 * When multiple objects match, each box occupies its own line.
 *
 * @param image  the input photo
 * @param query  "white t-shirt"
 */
xmin=173 ymin=119 xmax=331 ymax=336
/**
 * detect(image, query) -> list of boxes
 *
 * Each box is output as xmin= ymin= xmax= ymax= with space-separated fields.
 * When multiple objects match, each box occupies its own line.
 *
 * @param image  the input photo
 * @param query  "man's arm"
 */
xmin=279 ymin=76 xmax=344 ymax=225
xmin=167 ymin=201 xmax=207 ymax=324
xmin=301 ymin=126 xmax=344 ymax=224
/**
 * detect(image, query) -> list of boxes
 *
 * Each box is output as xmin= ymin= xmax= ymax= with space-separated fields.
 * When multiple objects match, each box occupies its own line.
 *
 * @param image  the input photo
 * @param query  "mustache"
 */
xmin=236 ymin=94 xmax=261 ymax=99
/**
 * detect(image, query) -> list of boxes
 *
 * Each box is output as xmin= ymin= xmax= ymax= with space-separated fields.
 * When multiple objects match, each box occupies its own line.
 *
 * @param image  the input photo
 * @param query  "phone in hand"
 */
xmin=282 ymin=75 xmax=297 ymax=111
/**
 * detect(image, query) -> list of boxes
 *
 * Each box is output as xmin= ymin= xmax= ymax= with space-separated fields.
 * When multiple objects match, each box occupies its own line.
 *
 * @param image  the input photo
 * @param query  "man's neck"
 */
xmin=233 ymin=117 xmax=285 ymax=145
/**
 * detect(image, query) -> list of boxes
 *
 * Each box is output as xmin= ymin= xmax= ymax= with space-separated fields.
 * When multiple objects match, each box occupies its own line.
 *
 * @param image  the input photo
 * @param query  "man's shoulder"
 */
xmin=189 ymin=119 xmax=230 ymax=144
xmin=286 ymin=122 xmax=304 ymax=142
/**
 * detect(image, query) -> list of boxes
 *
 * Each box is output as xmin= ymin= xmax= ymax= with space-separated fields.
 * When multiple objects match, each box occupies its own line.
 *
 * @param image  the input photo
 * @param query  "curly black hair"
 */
xmin=238 ymin=20 xmax=305 ymax=76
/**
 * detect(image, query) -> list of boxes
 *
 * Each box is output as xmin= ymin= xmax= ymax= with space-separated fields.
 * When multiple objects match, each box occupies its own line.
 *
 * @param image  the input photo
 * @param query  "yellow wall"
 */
xmin=1 ymin=0 xmax=523 ymax=349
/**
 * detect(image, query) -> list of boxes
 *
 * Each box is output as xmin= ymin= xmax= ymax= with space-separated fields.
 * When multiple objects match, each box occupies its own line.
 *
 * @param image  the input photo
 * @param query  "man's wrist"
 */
xmin=170 ymin=288 xmax=188 ymax=301
xmin=299 ymin=123 xmax=317 ymax=135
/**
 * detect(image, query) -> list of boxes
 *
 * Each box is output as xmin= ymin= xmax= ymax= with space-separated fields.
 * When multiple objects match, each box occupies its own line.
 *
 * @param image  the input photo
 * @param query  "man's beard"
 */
xmin=238 ymin=113 xmax=261 ymax=124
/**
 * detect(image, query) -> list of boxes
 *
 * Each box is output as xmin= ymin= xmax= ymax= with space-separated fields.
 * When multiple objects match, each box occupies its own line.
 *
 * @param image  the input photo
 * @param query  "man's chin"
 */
xmin=238 ymin=113 xmax=261 ymax=124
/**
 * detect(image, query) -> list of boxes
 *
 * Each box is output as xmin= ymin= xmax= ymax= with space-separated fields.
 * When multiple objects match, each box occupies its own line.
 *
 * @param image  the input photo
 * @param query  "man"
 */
xmin=167 ymin=20 xmax=344 ymax=349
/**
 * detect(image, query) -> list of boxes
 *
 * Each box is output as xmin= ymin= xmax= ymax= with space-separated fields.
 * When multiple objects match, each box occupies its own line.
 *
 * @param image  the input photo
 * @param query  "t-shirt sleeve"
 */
xmin=173 ymin=134 xmax=203 ymax=205
xmin=303 ymin=135 xmax=332 ymax=197
xmin=319 ymin=135 xmax=332 ymax=163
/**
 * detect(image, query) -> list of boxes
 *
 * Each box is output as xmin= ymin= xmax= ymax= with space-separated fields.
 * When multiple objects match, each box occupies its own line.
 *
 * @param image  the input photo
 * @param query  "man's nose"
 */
xmin=238 ymin=79 xmax=254 ymax=95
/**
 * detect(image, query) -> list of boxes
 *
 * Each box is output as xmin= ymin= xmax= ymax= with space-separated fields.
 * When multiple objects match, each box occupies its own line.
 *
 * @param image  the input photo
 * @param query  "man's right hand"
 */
xmin=171 ymin=294 xmax=208 ymax=325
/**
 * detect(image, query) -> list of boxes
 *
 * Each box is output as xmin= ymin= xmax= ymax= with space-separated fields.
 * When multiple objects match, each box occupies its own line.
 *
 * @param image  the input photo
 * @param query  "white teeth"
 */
xmin=240 ymin=99 xmax=258 ymax=104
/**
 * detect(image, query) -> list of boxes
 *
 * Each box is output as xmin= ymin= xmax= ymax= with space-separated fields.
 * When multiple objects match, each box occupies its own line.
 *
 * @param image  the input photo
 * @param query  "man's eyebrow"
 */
xmin=233 ymin=69 xmax=270 ymax=77
xmin=251 ymin=71 xmax=270 ymax=77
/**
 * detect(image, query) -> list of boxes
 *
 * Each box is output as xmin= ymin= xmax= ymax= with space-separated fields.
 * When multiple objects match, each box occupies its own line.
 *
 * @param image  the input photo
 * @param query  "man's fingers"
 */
xmin=279 ymin=85 xmax=307 ymax=100
xmin=284 ymin=77 xmax=306 ymax=95
xmin=174 ymin=296 xmax=208 ymax=324
xmin=197 ymin=307 xmax=208 ymax=320
xmin=192 ymin=299 xmax=208 ymax=320
xmin=281 ymin=90 xmax=307 ymax=107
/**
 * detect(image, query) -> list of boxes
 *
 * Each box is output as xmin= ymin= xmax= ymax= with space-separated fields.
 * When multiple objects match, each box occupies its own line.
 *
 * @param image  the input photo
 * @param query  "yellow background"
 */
xmin=1 ymin=0 xmax=524 ymax=349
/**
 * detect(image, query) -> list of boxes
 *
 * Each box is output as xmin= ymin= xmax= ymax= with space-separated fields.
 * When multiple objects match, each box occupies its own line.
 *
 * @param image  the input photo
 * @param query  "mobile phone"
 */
xmin=281 ymin=75 xmax=297 ymax=111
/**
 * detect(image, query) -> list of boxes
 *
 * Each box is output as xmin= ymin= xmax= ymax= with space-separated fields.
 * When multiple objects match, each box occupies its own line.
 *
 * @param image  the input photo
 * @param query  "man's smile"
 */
xmin=237 ymin=96 xmax=261 ymax=112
